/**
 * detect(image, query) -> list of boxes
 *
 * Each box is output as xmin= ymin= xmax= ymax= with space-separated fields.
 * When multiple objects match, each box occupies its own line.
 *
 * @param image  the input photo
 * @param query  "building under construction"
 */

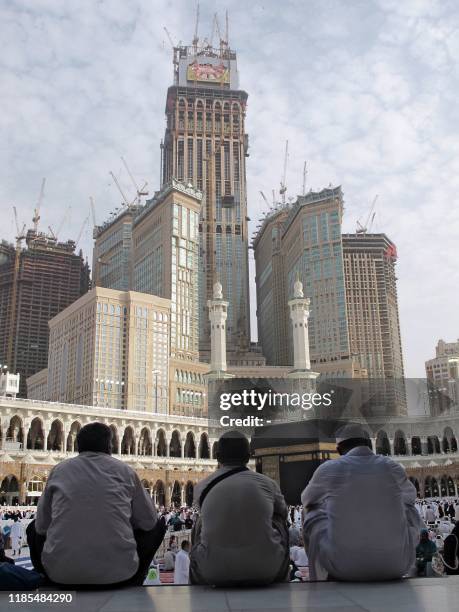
xmin=161 ymin=21 xmax=252 ymax=361
xmin=0 ymin=230 xmax=90 ymax=397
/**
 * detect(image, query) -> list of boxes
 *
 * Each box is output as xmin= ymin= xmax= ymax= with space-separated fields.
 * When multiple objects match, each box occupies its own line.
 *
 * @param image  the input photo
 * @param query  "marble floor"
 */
xmin=2 ymin=577 xmax=459 ymax=612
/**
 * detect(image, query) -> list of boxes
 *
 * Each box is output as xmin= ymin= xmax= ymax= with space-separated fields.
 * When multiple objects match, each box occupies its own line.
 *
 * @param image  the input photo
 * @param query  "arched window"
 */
xmin=199 ymin=433 xmax=210 ymax=459
xmin=376 ymin=430 xmax=391 ymax=456
xmin=169 ymin=430 xmax=182 ymax=458
xmin=184 ymin=432 xmax=196 ymax=458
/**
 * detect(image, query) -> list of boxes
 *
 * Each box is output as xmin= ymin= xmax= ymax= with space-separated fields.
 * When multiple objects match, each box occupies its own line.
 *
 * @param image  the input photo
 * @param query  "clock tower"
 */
xmin=162 ymin=36 xmax=251 ymax=362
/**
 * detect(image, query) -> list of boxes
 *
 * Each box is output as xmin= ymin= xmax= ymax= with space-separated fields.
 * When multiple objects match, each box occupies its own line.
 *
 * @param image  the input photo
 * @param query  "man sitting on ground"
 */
xmin=302 ymin=423 xmax=422 ymax=581
xmin=190 ymin=430 xmax=289 ymax=586
xmin=27 ymin=422 xmax=166 ymax=586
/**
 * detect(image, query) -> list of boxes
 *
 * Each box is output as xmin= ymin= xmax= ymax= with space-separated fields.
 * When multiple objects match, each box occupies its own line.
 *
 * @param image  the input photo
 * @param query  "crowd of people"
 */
xmin=0 ymin=421 xmax=458 ymax=589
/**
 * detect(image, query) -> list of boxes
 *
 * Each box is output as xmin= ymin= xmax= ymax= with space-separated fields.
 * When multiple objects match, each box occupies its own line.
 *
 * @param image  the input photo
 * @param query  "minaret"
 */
xmin=288 ymin=277 xmax=311 ymax=371
xmin=208 ymin=281 xmax=228 ymax=373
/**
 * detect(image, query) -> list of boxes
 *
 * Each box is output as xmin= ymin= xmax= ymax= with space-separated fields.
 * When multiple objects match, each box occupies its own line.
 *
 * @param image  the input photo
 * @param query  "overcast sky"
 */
xmin=1 ymin=0 xmax=458 ymax=377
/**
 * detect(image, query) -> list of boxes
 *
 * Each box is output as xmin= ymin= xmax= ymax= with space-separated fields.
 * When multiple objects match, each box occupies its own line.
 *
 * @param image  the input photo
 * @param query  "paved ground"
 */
xmin=0 ymin=577 xmax=458 ymax=612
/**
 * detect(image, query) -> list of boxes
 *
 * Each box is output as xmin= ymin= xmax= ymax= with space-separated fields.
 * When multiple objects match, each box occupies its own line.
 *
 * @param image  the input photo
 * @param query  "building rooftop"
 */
xmin=252 ymin=186 xmax=344 ymax=249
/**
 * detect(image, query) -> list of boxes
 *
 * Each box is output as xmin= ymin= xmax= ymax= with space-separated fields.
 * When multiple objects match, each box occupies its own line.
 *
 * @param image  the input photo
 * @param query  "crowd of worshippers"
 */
xmin=2 ymin=421 xmax=459 ymax=588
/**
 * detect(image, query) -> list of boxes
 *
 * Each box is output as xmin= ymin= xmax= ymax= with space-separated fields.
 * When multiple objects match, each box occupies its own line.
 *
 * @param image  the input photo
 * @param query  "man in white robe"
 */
xmin=9 ymin=519 xmax=22 ymax=556
xmin=174 ymin=541 xmax=190 ymax=584
xmin=302 ymin=423 xmax=423 ymax=581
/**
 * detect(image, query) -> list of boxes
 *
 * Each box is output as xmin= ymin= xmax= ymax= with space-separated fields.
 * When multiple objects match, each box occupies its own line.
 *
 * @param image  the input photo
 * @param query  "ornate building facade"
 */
xmin=0 ymin=396 xmax=219 ymax=506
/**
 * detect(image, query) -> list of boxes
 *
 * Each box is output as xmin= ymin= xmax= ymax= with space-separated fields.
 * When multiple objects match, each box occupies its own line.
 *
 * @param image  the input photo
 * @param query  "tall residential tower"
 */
xmin=342 ymin=233 xmax=406 ymax=414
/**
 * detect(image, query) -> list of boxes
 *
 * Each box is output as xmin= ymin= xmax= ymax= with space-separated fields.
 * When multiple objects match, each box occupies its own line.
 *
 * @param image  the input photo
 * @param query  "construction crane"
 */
xmin=120 ymin=157 xmax=148 ymax=205
xmin=7 ymin=208 xmax=28 ymax=370
xmin=209 ymin=13 xmax=218 ymax=47
xmin=32 ymin=178 xmax=46 ymax=233
xmin=192 ymin=2 xmax=200 ymax=50
xmin=76 ymin=215 xmax=90 ymax=245
xmin=109 ymin=171 xmax=130 ymax=207
xmin=259 ymin=191 xmax=270 ymax=208
xmin=302 ymin=161 xmax=308 ymax=196
xmin=47 ymin=226 xmax=56 ymax=240
xmin=279 ymin=140 xmax=289 ymax=205
xmin=214 ymin=13 xmax=223 ymax=46
xmin=356 ymin=195 xmax=378 ymax=234
xmin=163 ymin=26 xmax=176 ymax=49
xmin=56 ymin=205 xmax=71 ymax=240
xmin=224 ymin=10 xmax=229 ymax=48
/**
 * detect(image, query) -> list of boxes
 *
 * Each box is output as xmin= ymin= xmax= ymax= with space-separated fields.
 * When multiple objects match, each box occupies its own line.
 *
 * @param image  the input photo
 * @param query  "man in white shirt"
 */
xmin=302 ymin=423 xmax=422 ymax=581
xmin=174 ymin=541 xmax=190 ymax=584
xmin=424 ymin=506 xmax=437 ymax=523
xmin=26 ymin=422 xmax=166 ymax=586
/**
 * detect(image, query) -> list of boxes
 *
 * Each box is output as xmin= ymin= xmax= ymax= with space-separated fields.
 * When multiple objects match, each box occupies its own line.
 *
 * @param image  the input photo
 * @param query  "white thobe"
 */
xmin=301 ymin=446 xmax=423 ymax=581
xmin=174 ymin=550 xmax=190 ymax=584
xmin=10 ymin=522 xmax=22 ymax=551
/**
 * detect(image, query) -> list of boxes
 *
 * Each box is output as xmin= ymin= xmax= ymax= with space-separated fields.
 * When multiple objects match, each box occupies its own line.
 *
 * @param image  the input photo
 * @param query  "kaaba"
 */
xmin=251 ymin=419 xmax=342 ymax=505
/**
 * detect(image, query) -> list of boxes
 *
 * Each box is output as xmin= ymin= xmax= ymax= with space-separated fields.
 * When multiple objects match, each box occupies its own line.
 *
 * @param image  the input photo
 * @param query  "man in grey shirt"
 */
xmin=26 ymin=422 xmax=166 ymax=586
xmin=190 ymin=430 xmax=289 ymax=586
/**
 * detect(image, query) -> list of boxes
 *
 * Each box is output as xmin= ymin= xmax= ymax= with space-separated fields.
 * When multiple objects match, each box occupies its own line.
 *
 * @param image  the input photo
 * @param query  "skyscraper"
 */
xmin=254 ymin=187 xmax=351 ymax=368
xmin=0 ymin=230 xmax=90 ymax=397
xmin=342 ymin=233 xmax=406 ymax=415
xmin=254 ymin=187 xmax=366 ymax=380
xmin=161 ymin=39 xmax=251 ymax=359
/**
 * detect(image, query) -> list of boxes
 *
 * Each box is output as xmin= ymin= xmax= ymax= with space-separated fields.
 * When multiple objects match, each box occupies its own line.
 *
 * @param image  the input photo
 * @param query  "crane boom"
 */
xmin=163 ymin=26 xmax=175 ymax=48
xmin=193 ymin=2 xmax=200 ymax=48
xmin=302 ymin=161 xmax=307 ymax=196
xmin=259 ymin=191 xmax=269 ymax=207
xmin=120 ymin=157 xmax=149 ymax=205
xmin=89 ymin=197 xmax=97 ymax=227
xmin=365 ymin=195 xmax=378 ymax=228
xmin=279 ymin=140 xmax=289 ymax=204
xmin=55 ymin=205 xmax=71 ymax=239
xmin=76 ymin=215 xmax=90 ymax=245
xmin=12 ymin=206 xmax=20 ymax=235
xmin=121 ymin=156 xmax=140 ymax=192
xmin=32 ymin=178 xmax=46 ymax=233
xmin=356 ymin=194 xmax=379 ymax=234
xmin=109 ymin=171 xmax=130 ymax=206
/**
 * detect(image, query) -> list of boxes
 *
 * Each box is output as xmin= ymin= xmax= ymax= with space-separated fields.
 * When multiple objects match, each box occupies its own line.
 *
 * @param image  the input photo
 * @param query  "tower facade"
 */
xmin=342 ymin=233 xmax=406 ymax=415
xmin=253 ymin=209 xmax=290 ymax=365
xmin=162 ymin=42 xmax=251 ymax=359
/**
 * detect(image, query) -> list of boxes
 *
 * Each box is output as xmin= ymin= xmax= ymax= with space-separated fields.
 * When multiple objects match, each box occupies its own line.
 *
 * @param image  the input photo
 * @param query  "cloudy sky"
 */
xmin=1 ymin=0 xmax=458 ymax=377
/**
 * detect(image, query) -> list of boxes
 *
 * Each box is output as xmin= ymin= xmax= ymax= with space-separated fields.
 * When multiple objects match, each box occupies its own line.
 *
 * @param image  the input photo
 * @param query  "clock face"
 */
xmin=187 ymin=61 xmax=229 ymax=84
